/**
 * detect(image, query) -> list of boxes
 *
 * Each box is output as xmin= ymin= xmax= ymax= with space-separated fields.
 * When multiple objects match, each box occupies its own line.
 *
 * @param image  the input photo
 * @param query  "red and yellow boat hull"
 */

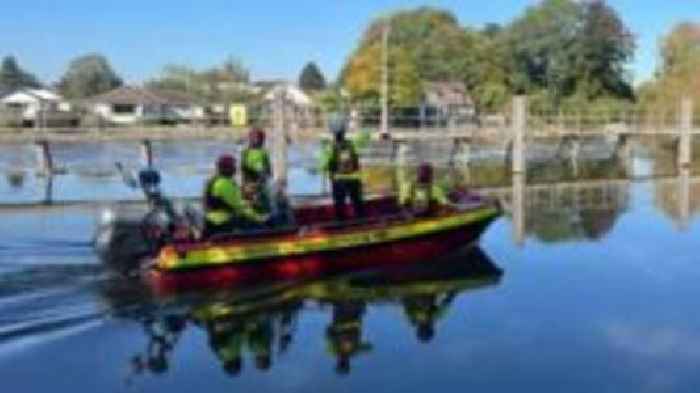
xmin=149 ymin=199 xmax=500 ymax=293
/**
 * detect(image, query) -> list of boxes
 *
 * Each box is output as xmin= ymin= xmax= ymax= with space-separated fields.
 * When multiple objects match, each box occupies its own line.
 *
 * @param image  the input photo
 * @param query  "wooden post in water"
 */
xmin=512 ymin=172 xmax=525 ymax=247
xmin=678 ymin=167 xmax=690 ymax=231
xmin=272 ymin=90 xmax=288 ymax=186
xmin=380 ymin=22 xmax=391 ymax=139
xmin=42 ymin=175 xmax=53 ymax=205
xmin=34 ymin=139 xmax=54 ymax=176
xmin=678 ymin=98 xmax=693 ymax=168
xmin=569 ymin=138 xmax=580 ymax=178
xmin=512 ymin=96 xmax=527 ymax=174
xmin=140 ymin=139 xmax=154 ymax=167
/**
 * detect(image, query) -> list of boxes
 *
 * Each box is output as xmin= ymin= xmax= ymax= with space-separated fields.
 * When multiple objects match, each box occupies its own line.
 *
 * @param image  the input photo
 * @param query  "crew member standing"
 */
xmin=327 ymin=115 xmax=364 ymax=220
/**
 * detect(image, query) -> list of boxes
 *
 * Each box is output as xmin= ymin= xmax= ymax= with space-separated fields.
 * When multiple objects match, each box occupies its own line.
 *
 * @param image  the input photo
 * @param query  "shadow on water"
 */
xmin=93 ymin=245 xmax=502 ymax=380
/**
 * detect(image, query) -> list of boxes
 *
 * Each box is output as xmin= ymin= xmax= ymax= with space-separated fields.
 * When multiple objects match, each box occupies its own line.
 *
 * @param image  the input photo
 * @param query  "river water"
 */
xmin=0 ymin=139 xmax=699 ymax=392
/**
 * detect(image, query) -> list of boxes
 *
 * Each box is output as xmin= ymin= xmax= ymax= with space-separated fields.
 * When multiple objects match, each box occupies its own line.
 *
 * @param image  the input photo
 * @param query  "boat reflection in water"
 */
xmin=107 ymin=245 xmax=502 ymax=380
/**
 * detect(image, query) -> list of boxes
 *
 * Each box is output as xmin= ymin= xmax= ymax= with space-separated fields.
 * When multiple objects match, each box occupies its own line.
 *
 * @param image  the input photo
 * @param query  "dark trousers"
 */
xmin=203 ymin=217 xmax=262 ymax=238
xmin=332 ymin=179 xmax=364 ymax=220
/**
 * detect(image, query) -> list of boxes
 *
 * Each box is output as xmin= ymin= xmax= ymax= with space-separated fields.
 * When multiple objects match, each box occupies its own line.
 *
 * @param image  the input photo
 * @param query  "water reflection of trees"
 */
xmin=104 ymin=246 xmax=502 ymax=380
xmin=651 ymin=143 xmax=700 ymax=225
xmin=361 ymin=156 xmax=632 ymax=243
xmin=525 ymin=183 xmax=630 ymax=243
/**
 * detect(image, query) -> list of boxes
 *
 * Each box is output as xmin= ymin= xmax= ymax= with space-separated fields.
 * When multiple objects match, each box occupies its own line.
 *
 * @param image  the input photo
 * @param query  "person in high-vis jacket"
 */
xmin=399 ymin=162 xmax=450 ymax=217
xmin=241 ymin=128 xmax=272 ymax=214
xmin=325 ymin=300 xmax=372 ymax=375
xmin=402 ymin=291 xmax=457 ymax=343
xmin=327 ymin=115 xmax=364 ymax=221
xmin=203 ymin=154 xmax=268 ymax=237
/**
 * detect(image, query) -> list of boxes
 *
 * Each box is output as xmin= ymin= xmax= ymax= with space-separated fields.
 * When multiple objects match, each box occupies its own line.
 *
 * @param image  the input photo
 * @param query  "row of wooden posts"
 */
xmin=30 ymin=96 xmax=696 ymax=178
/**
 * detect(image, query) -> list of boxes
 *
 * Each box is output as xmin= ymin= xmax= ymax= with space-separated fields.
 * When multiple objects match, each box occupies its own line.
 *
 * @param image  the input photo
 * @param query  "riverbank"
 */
xmin=0 ymin=126 xmax=329 ymax=143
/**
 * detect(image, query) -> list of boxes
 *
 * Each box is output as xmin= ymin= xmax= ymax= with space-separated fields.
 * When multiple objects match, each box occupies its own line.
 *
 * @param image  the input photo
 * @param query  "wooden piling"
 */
xmin=512 ymin=96 xmax=527 ymax=174
xmin=140 ymin=139 xmax=154 ymax=167
xmin=272 ymin=90 xmax=288 ymax=186
xmin=678 ymin=167 xmax=690 ymax=231
xmin=34 ymin=139 xmax=54 ymax=176
xmin=678 ymin=98 xmax=693 ymax=168
xmin=512 ymin=173 xmax=525 ymax=247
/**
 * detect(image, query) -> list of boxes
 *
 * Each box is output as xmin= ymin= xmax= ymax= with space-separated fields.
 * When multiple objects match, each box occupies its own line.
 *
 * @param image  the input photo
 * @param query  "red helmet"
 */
xmin=217 ymin=154 xmax=236 ymax=174
xmin=249 ymin=128 xmax=266 ymax=147
xmin=417 ymin=162 xmax=434 ymax=184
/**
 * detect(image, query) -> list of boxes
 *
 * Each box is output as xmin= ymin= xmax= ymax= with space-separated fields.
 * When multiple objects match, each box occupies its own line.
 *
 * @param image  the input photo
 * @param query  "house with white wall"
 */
xmin=90 ymin=87 xmax=202 ymax=125
xmin=262 ymin=82 xmax=312 ymax=107
xmin=0 ymin=89 xmax=71 ymax=120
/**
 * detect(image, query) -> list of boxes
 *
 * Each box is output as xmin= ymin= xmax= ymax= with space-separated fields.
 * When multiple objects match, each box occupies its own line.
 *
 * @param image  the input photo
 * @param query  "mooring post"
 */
xmin=272 ymin=90 xmax=288 ymax=186
xmin=570 ymin=138 xmax=580 ymax=177
xmin=43 ymin=175 xmax=54 ymax=205
xmin=512 ymin=172 xmax=525 ymax=247
xmin=678 ymin=167 xmax=690 ymax=231
xmin=34 ymin=139 xmax=54 ymax=176
xmin=512 ymin=96 xmax=527 ymax=174
xmin=617 ymin=135 xmax=634 ymax=178
xmin=140 ymin=139 xmax=154 ymax=167
xmin=449 ymin=138 xmax=460 ymax=167
xmin=678 ymin=98 xmax=693 ymax=168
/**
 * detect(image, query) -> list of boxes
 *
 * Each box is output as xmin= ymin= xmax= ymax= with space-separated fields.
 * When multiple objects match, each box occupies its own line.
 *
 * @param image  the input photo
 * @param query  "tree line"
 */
xmin=341 ymin=1 xmax=636 ymax=112
xmin=0 ymin=51 xmax=327 ymax=104
xmin=1 ymin=0 xmax=697 ymax=114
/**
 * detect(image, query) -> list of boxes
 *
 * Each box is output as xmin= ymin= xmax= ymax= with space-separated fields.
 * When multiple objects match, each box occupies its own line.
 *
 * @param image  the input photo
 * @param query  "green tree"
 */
xmin=343 ymin=43 xmax=421 ymax=106
xmin=147 ymin=64 xmax=196 ymax=92
xmin=573 ymin=0 xmax=635 ymax=100
xmin=299 ymin=62 xmax=326 ymax=92
xmin=639 ymin=23 xmax=700 ymax=110
xmin=147 ymin=58 xmax=252 ymax=103
xmin=504 ymin=0 xmax=635 ymax=109
xmin=341 ymin=8 xmax=472 ymax=106
xmin=58 ymin=54 xmax=122 ymax=98
xmin=221 ymin=56 xmax=250 ymax=83
xmin=506 ymin=0 xmax=583 ymax=106
xmin=0 ymin=56 xmax=42 ymax=90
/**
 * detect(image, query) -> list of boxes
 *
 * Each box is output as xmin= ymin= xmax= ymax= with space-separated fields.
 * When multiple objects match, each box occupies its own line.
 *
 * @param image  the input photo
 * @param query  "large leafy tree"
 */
xmin=299 ymin=62 xmax=326 ymax=92
xmin=506 ymin=0 xmax=583 ymax=104
xmin=465 ymin=27 xmax=512 ymax=112
xmin=342 ymin=42 xmax=421 ymax=106
xmin=573 ymin=0 xmax=635 ymax=100
xmin=58 ymin=54 xmax=122 ymax=98
xmin=505 ymin=0 xmax=634 ymax=108
xmin=0 ymin=56 xmax=42 ymax=90
xmin=341 ymin=7 xmax=472 ymax=106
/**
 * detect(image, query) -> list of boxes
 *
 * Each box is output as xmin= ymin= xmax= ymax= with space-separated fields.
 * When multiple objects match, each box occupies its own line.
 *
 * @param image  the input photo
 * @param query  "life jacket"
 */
xmin=410 ymin=183 xmax=434 ymax=214
xmin=242 ymin=148 xmax=270 ymax=184
xmin=204 ymin=176 xmax=230 ymax=212
xmin=330 ymin=141 xmax=359 ymax=179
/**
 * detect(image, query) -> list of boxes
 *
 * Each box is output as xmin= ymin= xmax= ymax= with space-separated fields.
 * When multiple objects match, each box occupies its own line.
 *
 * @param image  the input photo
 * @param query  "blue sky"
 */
xmin=0 ymin=1 xmax=697 ymax=85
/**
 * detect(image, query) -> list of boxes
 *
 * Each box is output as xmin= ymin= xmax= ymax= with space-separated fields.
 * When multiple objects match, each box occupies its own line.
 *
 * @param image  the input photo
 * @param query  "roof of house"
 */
xmin=423 ymin=81 xmax=473 ymax=107
xmin=263 ymin=83 xmax=311 ymax=106
xmin=0 ymin=89 xmax=63 ymax=103
xmin=89 ymin=87 xmax=195 ymax=105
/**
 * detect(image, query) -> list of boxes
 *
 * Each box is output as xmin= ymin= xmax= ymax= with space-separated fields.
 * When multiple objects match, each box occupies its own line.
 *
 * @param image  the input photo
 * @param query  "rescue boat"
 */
xmin=149 ymin=193 xmax=500 ymax=293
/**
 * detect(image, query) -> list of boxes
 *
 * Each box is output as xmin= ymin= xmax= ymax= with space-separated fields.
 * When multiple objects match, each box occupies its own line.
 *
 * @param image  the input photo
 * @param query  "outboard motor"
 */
xmin=95 ymin=167 xmax=183 ymax=274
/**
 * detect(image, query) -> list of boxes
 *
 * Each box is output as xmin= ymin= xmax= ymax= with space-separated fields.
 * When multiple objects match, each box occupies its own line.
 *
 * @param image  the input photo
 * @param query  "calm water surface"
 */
xmin=1 ymin=140 xmax=699 ymax=392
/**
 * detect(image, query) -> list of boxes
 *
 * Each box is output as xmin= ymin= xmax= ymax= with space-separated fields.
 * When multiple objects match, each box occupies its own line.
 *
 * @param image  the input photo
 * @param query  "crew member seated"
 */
xmin=241 ymin=128 xmax=272 ymax=214
xmin=327 ymin=115 xmax=364 ymax=221
xmin=203 ymin=154 xmax=268 ymax=237
xmin=399 ymin=163 xmax=450 ymax=217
